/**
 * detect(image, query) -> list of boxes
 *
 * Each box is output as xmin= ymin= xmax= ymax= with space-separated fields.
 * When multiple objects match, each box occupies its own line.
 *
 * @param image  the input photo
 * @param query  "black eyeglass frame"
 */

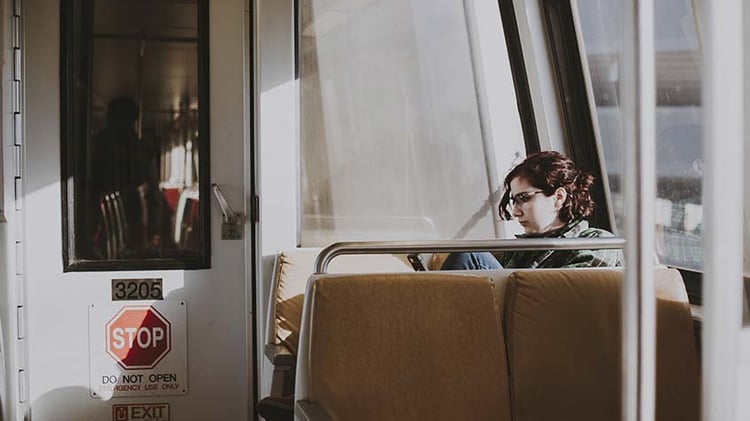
xmin=509 ymin=190 xmax=546 ymax=207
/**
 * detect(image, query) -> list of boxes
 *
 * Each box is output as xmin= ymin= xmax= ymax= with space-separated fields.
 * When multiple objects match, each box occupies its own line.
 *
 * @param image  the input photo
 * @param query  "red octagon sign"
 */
xmin=106 ymin=306 xmax=172 ymax=370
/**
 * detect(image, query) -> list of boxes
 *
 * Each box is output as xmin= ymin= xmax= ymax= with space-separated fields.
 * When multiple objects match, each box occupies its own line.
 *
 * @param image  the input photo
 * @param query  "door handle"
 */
xmin=211 ymin=183 xmax=243 ymax=240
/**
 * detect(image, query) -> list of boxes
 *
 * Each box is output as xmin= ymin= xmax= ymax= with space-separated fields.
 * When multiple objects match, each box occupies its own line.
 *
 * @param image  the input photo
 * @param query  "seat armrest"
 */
xmin=295 ymin=401 xmax=334 ymax=421
xmin=265 ymin=343 xmax=295 ymax=367
xmin=689 ymin=304 xmax=703 ymax=323
xmin=689 ymin=304 xmax=703 ymax=361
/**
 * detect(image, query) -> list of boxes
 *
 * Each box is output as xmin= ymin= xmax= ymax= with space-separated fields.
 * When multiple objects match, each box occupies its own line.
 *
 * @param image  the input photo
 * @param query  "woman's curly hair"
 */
xmin=498 ymin=151 xmax=595 ymax=223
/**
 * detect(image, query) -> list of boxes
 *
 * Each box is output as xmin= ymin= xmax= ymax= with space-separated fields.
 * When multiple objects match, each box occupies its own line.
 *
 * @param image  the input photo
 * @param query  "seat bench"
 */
xmin=293 ymin=267 xmax=699 ymax=421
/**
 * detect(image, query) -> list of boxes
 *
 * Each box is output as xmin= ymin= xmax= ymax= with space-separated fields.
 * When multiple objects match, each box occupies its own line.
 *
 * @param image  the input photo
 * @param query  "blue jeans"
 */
xmin=440 ymin=252 xmax=502 ymax=270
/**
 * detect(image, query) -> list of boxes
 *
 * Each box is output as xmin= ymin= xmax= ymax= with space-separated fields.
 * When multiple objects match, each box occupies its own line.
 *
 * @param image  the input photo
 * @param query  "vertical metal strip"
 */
xmin=11 ymin=0 xmax=29 ymax=418
xmin=702 ymin=1 xmax=744 ymax=420
xmin=635 ymin=3 xmax=656 ymax=421
xmin=621 ymin=0 xmax=655 ymax=420
xmin=243 ymin=0 xmax=259 ymax=416
xmin=293 ymin=0 xmax=301 ymax=249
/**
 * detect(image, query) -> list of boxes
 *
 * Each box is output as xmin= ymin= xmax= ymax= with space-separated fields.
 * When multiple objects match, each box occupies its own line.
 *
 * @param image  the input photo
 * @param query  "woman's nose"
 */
xmin=512 ymin=204 xmax=523 ymax=217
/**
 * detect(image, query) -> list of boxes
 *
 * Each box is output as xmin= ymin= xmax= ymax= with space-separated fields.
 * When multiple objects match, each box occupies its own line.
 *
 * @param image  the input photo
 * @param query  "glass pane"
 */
xmin=0 ymin=115 xmax=3 ymax=221
xmin=745 ymin=132 xmax=749 ymax=323
xmin=576 ymin=0 xmax=703 ymax=270
xmin=299 ymin=0 xmax=524 ymax=245
xmin=744 ymin=1 xmax=750 ymax=325
xmin=63 ymin=0 xmax=208 ymax=268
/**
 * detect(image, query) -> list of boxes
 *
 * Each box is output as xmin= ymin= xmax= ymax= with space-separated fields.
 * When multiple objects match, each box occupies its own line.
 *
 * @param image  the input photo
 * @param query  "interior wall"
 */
xmin=256 ymin=0 xmax=297 ymax=398
xmin=0 ymin=0 xmax=19 ymax=416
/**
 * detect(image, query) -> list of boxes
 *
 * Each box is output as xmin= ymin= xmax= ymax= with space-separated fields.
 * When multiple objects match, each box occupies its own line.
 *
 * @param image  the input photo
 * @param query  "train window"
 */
xmin=61 ymin=0 xmax=209 ymax=270
xmin=298 ymin=0 xmax=526 ymax=245
xmin=745 ymin=21 xmax=750 ymax=325
xmin=0 ymin=121 xmax=3 ymax=222
xmin=747 ymin=164 xmax=750 ymax=325
xmin=575 ymin=0 xmax=703 ymax=270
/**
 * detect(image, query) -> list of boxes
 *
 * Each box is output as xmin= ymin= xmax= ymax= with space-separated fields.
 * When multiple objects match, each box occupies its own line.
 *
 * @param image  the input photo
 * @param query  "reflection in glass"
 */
xmin=576 ymin=0 xmax=703 ymax=271
xmin=63 ymin=0 xmax=207 ymax=268
xmin=298 ymin=0 xmax=525 ymax=245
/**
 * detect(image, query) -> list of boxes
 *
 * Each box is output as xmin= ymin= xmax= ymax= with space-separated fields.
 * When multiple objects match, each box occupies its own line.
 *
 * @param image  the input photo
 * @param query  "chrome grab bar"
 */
xmin=314 ymin=237 xmax=625 ymax=273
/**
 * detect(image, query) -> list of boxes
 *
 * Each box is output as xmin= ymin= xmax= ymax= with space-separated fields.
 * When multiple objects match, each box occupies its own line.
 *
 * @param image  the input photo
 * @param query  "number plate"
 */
xmin=111 ymin=278 xmax=164 ymax=301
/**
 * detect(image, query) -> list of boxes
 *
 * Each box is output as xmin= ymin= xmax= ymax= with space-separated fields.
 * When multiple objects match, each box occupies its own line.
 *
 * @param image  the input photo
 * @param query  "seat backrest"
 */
xmin=503 ymin=268 xmax=699 ymax=421
xmin=295 ymin=272 xmax=512 ymax=421
xmin=266 ymin=249 xmax=412 ymax=354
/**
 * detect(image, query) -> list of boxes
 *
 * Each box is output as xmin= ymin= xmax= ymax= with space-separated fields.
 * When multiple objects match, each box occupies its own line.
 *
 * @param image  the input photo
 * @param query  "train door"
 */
xmin=15 ymin=0 xmax=254 ymax=420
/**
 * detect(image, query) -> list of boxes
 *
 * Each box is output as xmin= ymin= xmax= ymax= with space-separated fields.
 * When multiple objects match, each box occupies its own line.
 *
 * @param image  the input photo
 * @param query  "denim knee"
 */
xmin=440 ymin=252 xmax=502 ymax=270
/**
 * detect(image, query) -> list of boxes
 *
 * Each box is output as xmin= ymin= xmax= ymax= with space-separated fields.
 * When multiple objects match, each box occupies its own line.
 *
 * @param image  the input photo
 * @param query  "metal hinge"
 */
xmin=12 ymin=3 xmax=23 ymax=211
xmin=14 ymin=177 xmax=23 ymax=210
xmin=251 ymin=194 xmax=259 ymax=223
xmin=16 ymin=306 xmax=24 ymax=339
xmin=18 ymin=369 xmax=26 ymax=403
xmin=15 ymin=241 xmax=23 ymax=275
xmin=14 ymin=144 xmax=21 ymax=178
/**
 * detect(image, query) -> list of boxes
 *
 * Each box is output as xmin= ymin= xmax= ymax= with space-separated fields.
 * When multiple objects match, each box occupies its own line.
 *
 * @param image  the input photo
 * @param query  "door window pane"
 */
xmin=62 ymin=0 xmax=209 ymax=269
xmin=299 ymin=0 xmax=525 ymax=245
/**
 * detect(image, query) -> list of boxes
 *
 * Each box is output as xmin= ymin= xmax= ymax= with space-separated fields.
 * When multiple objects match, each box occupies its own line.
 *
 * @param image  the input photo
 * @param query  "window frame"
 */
xmin=60 ymin=0 xmax=212 ymax=271
xmin=539 ymin=0 xmax=613 ymax=232
xmin=497 ymin=0 xmax=540 ymax=155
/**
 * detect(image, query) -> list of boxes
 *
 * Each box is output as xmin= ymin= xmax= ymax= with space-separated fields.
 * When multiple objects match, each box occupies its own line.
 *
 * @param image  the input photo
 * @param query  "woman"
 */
xmin=441 ymin=151 xmax=623 ymax=269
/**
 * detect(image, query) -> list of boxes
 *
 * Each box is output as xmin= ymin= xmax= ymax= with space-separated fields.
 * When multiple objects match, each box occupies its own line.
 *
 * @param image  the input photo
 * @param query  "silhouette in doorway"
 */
xmin=89 ymin=96 xmax=161 ymax=259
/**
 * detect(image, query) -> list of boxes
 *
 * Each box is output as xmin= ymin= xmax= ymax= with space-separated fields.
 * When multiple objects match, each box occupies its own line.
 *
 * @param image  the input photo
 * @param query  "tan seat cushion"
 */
xmin=307 ymin=273 xmax=512 ymax=421
xmin=654 ymin=298 xmax=701 ymax=420
xmin=273 ymin=249 xmax=412 ymax=353
xmin=504 ymin=269 xmax=699 ymax=421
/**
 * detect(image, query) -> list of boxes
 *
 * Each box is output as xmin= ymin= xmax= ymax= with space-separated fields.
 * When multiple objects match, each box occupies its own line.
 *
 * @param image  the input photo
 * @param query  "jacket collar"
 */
xmin=515 ymin=219 xmax=587 ymax=239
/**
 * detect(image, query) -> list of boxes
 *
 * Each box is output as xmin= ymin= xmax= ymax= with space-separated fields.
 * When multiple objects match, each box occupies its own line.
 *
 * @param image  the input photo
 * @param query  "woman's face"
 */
xmin=509 ymin=176 xmax=566 ymax=234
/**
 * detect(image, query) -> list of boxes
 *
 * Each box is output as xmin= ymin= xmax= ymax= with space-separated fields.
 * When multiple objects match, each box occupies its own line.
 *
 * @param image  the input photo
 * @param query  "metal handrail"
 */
xmin=314 ymin=237 xmax=625 ymax=273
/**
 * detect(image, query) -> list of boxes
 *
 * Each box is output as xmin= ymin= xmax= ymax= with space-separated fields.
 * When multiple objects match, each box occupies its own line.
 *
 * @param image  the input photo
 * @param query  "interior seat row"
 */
xmin=263 ymin=250 xmax=699 ymax=421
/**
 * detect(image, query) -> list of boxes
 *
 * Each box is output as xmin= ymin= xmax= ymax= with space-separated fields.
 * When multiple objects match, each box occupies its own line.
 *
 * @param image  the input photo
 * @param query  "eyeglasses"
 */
xmin=509 ymin=190 xmax=545 ymax=207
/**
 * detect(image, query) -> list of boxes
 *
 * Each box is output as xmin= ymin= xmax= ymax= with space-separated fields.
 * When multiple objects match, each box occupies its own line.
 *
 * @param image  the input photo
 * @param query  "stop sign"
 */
xmin=106 ymin=306 xmax=172 ymax=370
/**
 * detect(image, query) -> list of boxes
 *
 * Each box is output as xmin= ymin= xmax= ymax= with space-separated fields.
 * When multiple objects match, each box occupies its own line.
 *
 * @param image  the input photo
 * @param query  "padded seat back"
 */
xmin=267 ymin=249 xmax=412 ymax=354
xmin=503 ymin=268 xmax=699 ymax=421
xmin=296 ymin=273 xmax=512 ymax=421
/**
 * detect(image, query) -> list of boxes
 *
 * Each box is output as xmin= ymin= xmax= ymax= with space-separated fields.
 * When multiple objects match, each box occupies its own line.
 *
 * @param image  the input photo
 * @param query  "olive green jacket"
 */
xmin=495 ymin=220 xmax=623 ymax=268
